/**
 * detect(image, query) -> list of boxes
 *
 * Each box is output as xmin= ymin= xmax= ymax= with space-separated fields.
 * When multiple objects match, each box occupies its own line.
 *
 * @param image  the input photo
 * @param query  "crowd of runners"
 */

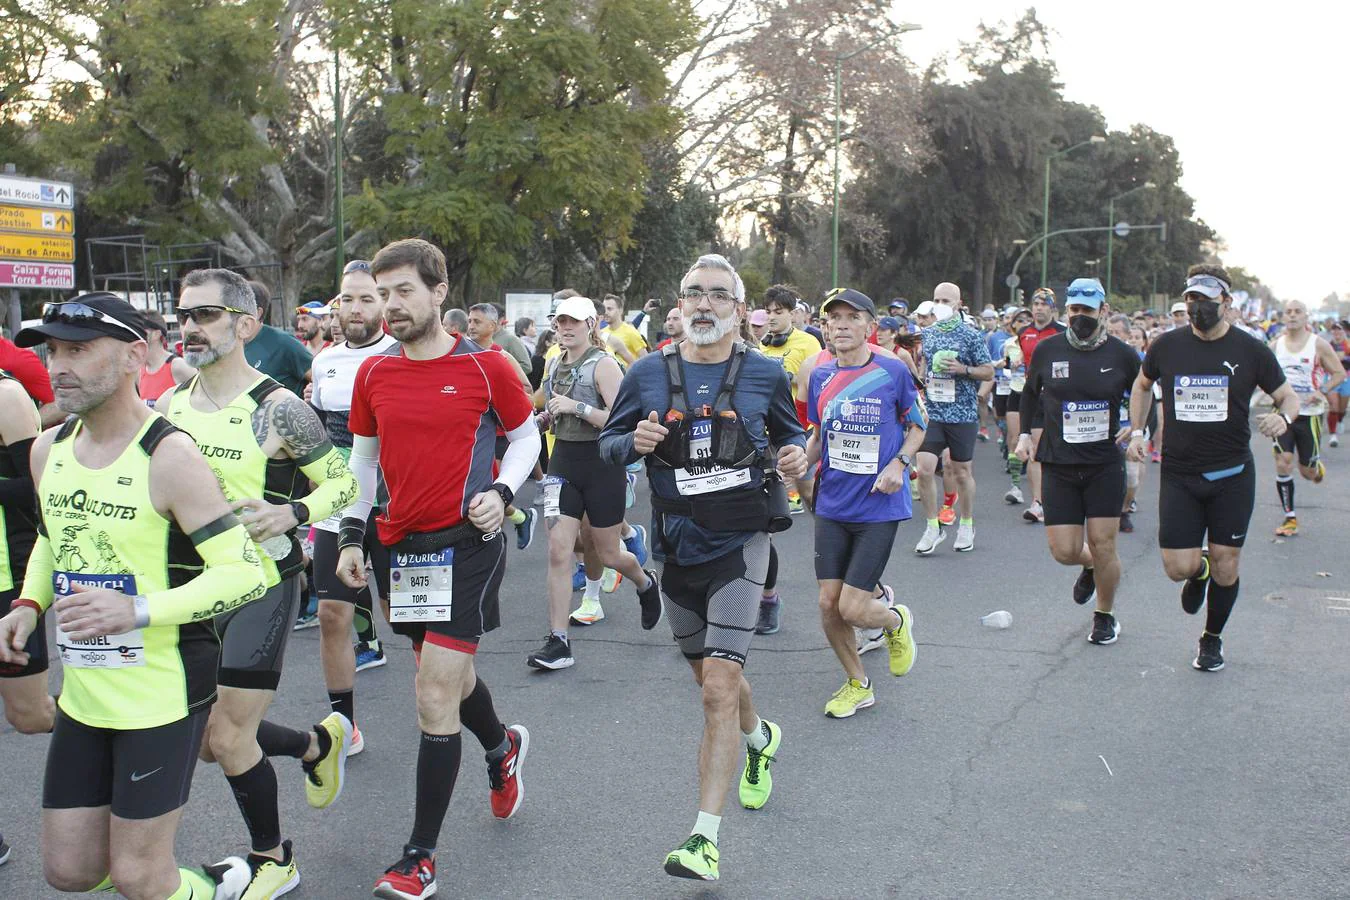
xmin=0 ymin=240 xmax=1343 ymax=899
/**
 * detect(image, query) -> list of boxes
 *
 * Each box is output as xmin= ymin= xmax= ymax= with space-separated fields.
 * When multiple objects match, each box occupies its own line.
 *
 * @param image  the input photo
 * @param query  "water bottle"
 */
xmin=259 ymin=535 xmax=292 ymax=561
xmin=981 ymin=610 xmax=1013 ymax=629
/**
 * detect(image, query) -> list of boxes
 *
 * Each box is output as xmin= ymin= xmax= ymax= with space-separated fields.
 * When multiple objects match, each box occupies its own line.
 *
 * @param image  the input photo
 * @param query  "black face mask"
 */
xmin=1069 ymin=314 xmax=1099 ymax=341
xmin=1189 ymin=300 xmax=1223 ymax=332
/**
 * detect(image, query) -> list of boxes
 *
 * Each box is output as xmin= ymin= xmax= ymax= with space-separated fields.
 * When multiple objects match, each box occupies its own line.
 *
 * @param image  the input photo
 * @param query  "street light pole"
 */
xmin=831 ymin=22 xmax=921 ymax=290
xmin=1105 ymin=181 xmax=1156 ymax=297
xmin=1040 ymin=135 xmax=1106 ymax=289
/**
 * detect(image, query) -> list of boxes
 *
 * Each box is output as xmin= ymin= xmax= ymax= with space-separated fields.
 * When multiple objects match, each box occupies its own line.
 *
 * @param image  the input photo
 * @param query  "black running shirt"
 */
xmin=1020 ymin=334 xmax=1139 ymax=465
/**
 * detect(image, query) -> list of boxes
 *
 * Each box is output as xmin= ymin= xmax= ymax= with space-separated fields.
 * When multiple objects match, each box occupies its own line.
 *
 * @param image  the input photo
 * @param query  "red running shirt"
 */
xmin=349 ymin=336 xmax=534 ymax=545
xmin=1017 ymin=321 xmax=1066 ymax=367
xmin=0 ymin=338 xmax=54 ymax=404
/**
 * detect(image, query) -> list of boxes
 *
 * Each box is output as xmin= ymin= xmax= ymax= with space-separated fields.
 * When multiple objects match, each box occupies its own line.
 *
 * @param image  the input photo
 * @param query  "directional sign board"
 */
xmin=0 ymin=262 xmax=75 ymax=290
xmin=0 ymin=204 xmax=73 ymax=235
xmin=0 ymin=232 xmax=75 ymax=263
xmin=0 ymin=174 xmax=74 ymax=209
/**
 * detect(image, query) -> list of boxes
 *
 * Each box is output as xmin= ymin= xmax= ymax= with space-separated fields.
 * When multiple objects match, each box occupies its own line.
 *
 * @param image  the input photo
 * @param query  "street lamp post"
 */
xmin=1105 ymin=181 xmax=1156 ymax=297
xmin=1040 ymin=135 xmax=1106 ymax=289
xmin=831 ymin=23 xmax=921 ymax=289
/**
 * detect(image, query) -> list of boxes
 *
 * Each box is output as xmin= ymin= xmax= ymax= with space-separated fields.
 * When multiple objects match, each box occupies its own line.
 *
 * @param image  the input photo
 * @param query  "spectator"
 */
xmin=515 ymin=316 xmax=538 ymax=354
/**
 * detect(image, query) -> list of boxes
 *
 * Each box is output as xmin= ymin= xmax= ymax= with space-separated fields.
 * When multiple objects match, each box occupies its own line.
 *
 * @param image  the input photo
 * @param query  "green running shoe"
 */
xmin=664 ymin=834 xmax=719 ymax=881
xmin=303 ymin=712 xmax=352 ymax=809
xmin=886 ymin=604 xmax=917 ymax=676
xmin=824 ymin=678 xmax=875 ymax=719
xmin=739 ymin=720 xmax=782 ymax=809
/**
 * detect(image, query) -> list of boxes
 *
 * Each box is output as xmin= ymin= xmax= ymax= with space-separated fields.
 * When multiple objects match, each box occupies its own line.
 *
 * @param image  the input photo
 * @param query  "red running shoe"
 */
xmin=373 ymin=847 xmax=436 ymax=900
xmin=488 ymin=724 xmax=530 ymax=819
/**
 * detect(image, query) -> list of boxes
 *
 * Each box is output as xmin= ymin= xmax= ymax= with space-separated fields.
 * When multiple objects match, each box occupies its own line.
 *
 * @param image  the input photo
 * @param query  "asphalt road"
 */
xmin=3 ymin=429 xmax=1348 ymax=899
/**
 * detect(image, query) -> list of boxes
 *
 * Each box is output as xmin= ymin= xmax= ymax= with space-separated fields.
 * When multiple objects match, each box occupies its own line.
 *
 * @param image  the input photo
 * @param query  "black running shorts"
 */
xmin=313 ymin=512 xmax=390 ymax=605
xmin=1157 ymin=462 xmax=1256 ymax=549
xmin=992 ymin=390 xmax=1020 ymax=417
xmin=919 ymin=420 xmax=979 ymax=463
xmin=547 ymin=439 xmax=627 ymax=529
xmin=1041 ymin=461 xmax=1127 ymax=526
xmin=390 ymin=530 xmax=505 ymax=655
xmin=1274 ymin=415 xmax=1321 ymax=468
xmin=216 ymin=576 xmax=300 ymax=691
xmin=0 ymin=587 xmax=49 ymax=678
xmin=662 ymin=532 xmax=769 ymax=667
xmin=43 ymin=708 xmax=207 ymax=820
xmin=813 ymin=517 xmax=900 ymax=590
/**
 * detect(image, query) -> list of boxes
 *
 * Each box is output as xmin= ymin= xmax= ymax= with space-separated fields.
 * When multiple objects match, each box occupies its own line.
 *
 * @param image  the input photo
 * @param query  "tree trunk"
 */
xmin=771 ymin=115 xmax=799 ymax=284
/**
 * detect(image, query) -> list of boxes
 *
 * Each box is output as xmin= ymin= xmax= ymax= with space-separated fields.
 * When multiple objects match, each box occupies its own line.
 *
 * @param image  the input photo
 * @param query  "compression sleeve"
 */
xmin=597 ymin=368 xmax=645 ymax=467
xmin=338 ymin=434 xmax=379 ymax=549
xmin=17 ymin=532 xmax=55 ymax=613
xmin=496 ymin=421 xmax=540 ymax=495
xmin=293 ymin=442 xmax=359 ymax=524
xmin=0 ymin=436 xmax=35 ymax=509
xmin=144 ymin=518 xmax=267 ymax=626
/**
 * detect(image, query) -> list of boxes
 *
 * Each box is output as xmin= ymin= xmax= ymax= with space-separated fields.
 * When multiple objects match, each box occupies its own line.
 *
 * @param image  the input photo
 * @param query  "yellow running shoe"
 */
xmin=240 ymin=841 xmax=299 ymax=900
xmin=664 ymin=834 xmax=719 ymax=881
xmin=886 ymin=604 xmax=917 ymax=676
xmin=1313 ymin=461 xmax=1325 ymax=483
xmin=739 ymin=720 xmax=782 ymax=810
xmin=824 ymin=678 xmax=875 ymax=719
xmin=1275 ymin=516 xmax=1298 ymax=537
xmin=303 ymin=712 xmax=352 ymax=809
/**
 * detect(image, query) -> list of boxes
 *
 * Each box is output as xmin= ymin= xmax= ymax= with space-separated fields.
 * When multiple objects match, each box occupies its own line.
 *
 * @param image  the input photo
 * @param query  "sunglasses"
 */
xmin=43 ymin=302 xmax=144 ymax=340
xmin=175 ymin=304 xmax=248 ymax=325
xmin=1065 ymin=287 xmax=1103 ymax=299
xmin=343 ymin=260 xmax=372 ymax=275
xmin=1183 ymin=274 xmax=1230 ymax=295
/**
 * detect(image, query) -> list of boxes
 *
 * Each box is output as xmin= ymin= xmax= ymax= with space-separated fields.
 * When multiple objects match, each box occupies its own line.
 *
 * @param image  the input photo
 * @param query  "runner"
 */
xmin=1 ymin=292 xmax=267 ymax=900
xmin=913 ymin=283 xmax=993 ymax=554
xmin=1269 ymin=299 xmax=1345 ymax=535
xmin=599 ymin=253 xmax=808 ymax=882
xmin=138 ymin=310 xmax=195 ymax=405
xmin=1107 ymin=315 xmax=1149 ymax=533
xmin=1127 ymin=266 xmax=1300 ymax=672
xmin=1016 ymin=288 xmax=1067 ymax=523
xmin=1016 ymin=279 xmax=1139 ymax=645
xmin=336 ymin=238 xmax=538 ymax=899
xmin=244 ymin=281 xmax=313 ymax=399
xmin=656 ymin=308 xmax=684 ymax=350
xmin=294 ymin=301 xmax=331 ymax=357
xmin=311 ymin=260 xmax=401 ymax=756
xmin=602 ymin=294 xmax=649 ymax=363
xmin=527 ymin=295 xmax=660 ymax=670
xmin=161 ymin=268 xmax=359 ymax=897
xmin=1328 ymin=320 xmax=1350 ymax=446
xmin=997 ymin=308 xmax=1033 ymax=505
xmin=805 ymin=289 xmax=925 ymax=718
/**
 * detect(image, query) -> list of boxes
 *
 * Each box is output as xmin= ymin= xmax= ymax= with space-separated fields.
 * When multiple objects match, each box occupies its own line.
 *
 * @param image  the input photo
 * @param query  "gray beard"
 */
xmin=183 ymin=330 xmax=238 ymax=368
xmin=686 ymin=311 xmax=738 ymax=346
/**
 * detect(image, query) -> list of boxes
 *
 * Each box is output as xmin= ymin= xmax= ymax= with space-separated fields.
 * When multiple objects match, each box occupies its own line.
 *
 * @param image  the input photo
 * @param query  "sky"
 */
xmin=895 ymin=1 xmax=1349 ymax=304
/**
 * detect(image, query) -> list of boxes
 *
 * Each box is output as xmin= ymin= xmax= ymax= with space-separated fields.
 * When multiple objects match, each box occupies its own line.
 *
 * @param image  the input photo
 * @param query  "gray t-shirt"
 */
xmin=494 ymin=329 xmax=533 ymax=372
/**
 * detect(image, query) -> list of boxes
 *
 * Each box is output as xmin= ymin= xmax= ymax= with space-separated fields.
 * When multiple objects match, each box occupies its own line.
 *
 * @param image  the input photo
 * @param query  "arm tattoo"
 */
xmin=271 ymin=394 xmax=328 ymax=458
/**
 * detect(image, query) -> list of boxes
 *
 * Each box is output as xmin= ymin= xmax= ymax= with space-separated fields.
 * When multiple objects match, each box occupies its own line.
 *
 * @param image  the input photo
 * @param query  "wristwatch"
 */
xmin=575 ymin=402 xmax=591 ymax=418
xmin=1280 ymin=412 xmax=1294 ymax=427
xmin=489 ymin=482 xmax=514 ymax=507
xmin=898 ymin=452 xmax=912 ymax=468
xmin=1130 ymin=429 xmax=1145 ymax=439
xmin=289 ymin=500 xmax=310 ymax=527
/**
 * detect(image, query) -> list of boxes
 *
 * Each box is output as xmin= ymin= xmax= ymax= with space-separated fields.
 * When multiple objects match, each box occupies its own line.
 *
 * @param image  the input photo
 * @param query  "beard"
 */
xmin=341 ymin=314 xmax=383 ymax=346
xmin=686 ymin=310 xmax=738 ymax=346
xmin=298 ymin=322 xmax=320 ymax=341
xmin=388 ymin=309 xmax=439 ymax=344
xmin=183 ymin=329 xmax=238 ymax=369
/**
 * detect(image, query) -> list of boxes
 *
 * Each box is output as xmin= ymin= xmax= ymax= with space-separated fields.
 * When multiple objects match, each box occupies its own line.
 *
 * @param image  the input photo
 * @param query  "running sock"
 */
xmin=621 ymin=522 xmax=636 ymax=539
xmin=458 ymin=678 xmax=508 ymax=753
xmin=507 ymin=507 xmax=526 ymax=526
xmin=744 ymin=718 xmax=770 ymax=752
xmin=765 ymin=543 xmax=779 ymax=591
xmin=1205 ymin=578 xmax=1239 ymax=635
xmin=926 ymin=517 xmax=939 ymax=529
xmin=760 ymin=591 xmax=779 ymax=606
xmin=225 ymin=756 xmax=283 ymax=852
xmin=409 ymin=731 xmax=461 ymax=853
xmin=170 ymin=868 xmax=217 ymax=899
xmin=256 ymin=720 xmax=310 ymax=759
xmin=354 ymin=596 xmax=378 ymax=645
xmin=329 ymin=689 xmax=355 ymax=725
xmin=1009 ymin=466 xmax=1021 ymax=487
xmin=1275 ymin=474 xmax=1295 ymax=516
xmin=959 ymin=516 xmax=973 ymax=526
xmin=857 ymin=676 xmax=871 ymax=689
xmin=550 ymin=628 xmax=569 ymax=642
xmin=584 ymin=577 xmax=602 ymax=599
xmin=692 ymin=810 xmax=721 ymax=844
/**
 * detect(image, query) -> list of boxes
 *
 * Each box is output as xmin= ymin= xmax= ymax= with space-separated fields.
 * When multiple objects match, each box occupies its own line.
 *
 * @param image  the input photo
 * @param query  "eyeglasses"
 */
xmin=43 ymin=302 xmax=144 ymax=340
xmin=680 ymin=288 xmax=737 ymax=306
xmin=175 ymin=304 xmax=248 ymax=325
xmin=343 ymin=260 xmax=372 ymax=275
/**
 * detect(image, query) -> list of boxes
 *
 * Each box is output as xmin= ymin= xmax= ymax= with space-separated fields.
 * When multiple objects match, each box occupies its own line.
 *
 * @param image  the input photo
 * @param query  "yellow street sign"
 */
xmin=0 ymin=232 xmax=76 ymax=263
xmin=0 ymin=204 xmax=73 ymax=235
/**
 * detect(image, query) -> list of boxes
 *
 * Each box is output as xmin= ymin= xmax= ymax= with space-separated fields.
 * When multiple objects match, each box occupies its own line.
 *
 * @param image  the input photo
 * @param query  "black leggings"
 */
xmin=764 ymin=542 xmax=778 ymax=593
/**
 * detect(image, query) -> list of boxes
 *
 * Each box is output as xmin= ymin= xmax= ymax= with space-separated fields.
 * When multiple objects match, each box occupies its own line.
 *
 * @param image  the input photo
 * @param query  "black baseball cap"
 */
xmin=16 ymin=292 xmax=148 ymax=347
xmin=822 ymin=288 xmax=877 ymax=317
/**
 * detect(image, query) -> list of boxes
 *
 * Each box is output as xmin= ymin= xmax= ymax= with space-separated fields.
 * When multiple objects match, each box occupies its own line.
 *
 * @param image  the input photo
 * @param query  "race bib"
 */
xmin=389 ymin=547 xmax=453 ymax=622
xmin=541 ymin=475 xmax=563 ymax=518
xmin=1010 ymin=369 xmax=1026 ymax=392
xmin=826 ymin=422 xmax=881 ymax=474
xmin=1175 ymin=375 xmax=1229 ymax=422
xmin=1061 ymin=400 xmax=1110 ymax=444
xmin=53 ymin=572 xmax=145 ymax=669
xmin=928 ymin=375 xmax=956 ymax=403
xmin=675 ymin=419 xmax=752 ymax=496
xmin=995 ymin=372 xmax=1012 ymax=396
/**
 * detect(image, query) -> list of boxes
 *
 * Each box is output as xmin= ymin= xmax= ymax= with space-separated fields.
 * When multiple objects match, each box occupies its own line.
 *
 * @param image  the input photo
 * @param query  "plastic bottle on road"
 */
xmin=981 ymin=610 xmax=1013 ymax=629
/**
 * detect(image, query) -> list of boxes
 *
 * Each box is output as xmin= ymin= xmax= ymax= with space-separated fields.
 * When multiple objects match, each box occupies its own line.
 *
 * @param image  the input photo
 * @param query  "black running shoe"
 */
xmin=755 ymin=596 xmax=781 ymax=635
xmin=1072 ymin=567 xmax=1096 ymax=605
xmin=637 ymin=568 xmax=663 ymax=631
xmin=526 ymin=634 xmax=574 ymax=670
xmin=0 ymin=833 xmax=10 ymax=866
xmin=1181 ymin=554 xmax=1210 ymax=615
xmin=1088 ymin=611 xmax=1119 ymax=645
xmin=1193 ymin=632 xmax=1224 ymax=671
xmin=1118 ymin=512 xmax=1134 ymax=533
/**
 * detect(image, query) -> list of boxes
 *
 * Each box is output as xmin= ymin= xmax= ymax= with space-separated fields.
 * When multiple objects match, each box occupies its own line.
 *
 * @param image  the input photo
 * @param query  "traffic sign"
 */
xmin=1005 ymin=273 xmax=1021 ymax=288
xmin=1114 ymin=221 xmax=1131 ymax=238
xmin=0 ymin=174 xmax=74 ymax=209
xmin=0 ymin=204 xmax=73 ymax=235
xmin=0 ymin=232 xmax=76 ymax=263
xmin=0 ymin=262 xmax=75 ymax=290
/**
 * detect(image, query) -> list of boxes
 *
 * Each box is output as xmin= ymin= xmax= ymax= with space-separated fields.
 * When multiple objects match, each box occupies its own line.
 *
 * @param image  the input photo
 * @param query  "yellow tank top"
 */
xmin=41 ymin=415 xmax=219 ymax=729
xmin=166 ymin=375 xmax=304 ymax=585
xmin=0 ymin=371 xmax=40 ymax=592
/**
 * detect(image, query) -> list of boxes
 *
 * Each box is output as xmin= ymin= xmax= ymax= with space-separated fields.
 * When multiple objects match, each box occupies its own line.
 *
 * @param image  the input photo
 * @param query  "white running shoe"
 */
xmin=915 ymin=523 xmax=945 ymax=555
xmin=349 ymin=725 xmax=364 ymax=757
xmin=953 ymin=522 xmax=975 ymax=552
xmin=856 ymin=627 xmax=886 ymax=655
xmin=1023 ymin=501 xmax=1044 ymax=524
xmin=1331 ymin=434 xmax=1340 ymax=448
xmin=1004 ymin=484 xmax=1023 ymax=505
